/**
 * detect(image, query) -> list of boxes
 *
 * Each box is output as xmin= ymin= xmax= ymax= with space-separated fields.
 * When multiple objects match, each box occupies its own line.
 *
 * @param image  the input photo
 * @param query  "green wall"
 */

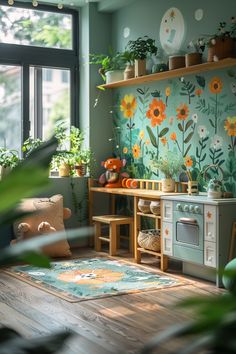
xmin=101 ymin=0 xmax=236 ymax=193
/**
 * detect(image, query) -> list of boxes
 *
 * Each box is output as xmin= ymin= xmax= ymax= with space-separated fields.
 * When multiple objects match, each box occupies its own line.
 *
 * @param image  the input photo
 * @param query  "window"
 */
xmin=0 ymin=5 xmax=73 ymax=49
xmin=0 ymin=1 xmax=78 ymax=155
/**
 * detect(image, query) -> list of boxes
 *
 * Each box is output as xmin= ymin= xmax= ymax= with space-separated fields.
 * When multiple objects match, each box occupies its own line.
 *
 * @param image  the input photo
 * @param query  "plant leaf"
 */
xmin=146 ymin=126 xmax=158 ymax=148
xmin=158 ymin=127 xmax=169 ymax=138
xmin=195 ymin=75 xmax=205 ymax=88
xmin=184 ymin=144 xmax=192 ymax=157
xmin=185 ymin=120 xmax=193 ymax=132
xmin=184 ymin=132 xmax=194 ymax=144
xmin=178 ymin=123 xmax=183 ymax=132
xmin=209 ymin=119 xmax=215 ymax=128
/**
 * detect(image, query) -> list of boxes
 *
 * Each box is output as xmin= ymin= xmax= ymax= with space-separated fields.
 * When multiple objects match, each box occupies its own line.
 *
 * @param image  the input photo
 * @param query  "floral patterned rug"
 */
xmin=4 ymin=257 xmax=184 ymax=302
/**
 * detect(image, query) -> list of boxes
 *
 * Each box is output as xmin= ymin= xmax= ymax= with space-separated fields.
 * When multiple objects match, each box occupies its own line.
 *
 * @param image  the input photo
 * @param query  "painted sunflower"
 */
xmin=146 ymin=98 xmax=166 ymax=127
xmin=209 ymin=77 xmax=223 ymax=94
xmin=224 ymin=116 xmax=236 ymax=136
xmin=120 ymin=94 xmax=137 ymax=118
xmin=185 ymin=156 xmax=193 ymax=168
xmin=176 ymin=103 xmax=189 ymax=120
xmin=170 ymin=132 xmax=177 ymax=141
xmin=132 ymin=144 xmax=141 ymax=159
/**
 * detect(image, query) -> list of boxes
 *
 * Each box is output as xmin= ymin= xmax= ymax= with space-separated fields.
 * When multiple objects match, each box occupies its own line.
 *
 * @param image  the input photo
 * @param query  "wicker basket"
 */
xmin=138 ymin=229 xmax=160 ymax=252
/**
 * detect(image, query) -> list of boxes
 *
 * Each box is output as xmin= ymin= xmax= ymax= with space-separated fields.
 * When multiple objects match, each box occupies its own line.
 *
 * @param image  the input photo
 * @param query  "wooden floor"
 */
xmin=0 ymin=249 xmax=223 ymax=354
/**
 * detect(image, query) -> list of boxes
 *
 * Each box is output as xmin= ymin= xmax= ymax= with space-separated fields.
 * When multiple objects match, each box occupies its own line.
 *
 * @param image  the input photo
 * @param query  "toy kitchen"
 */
xmin=161 ymin=194 xmax=236 ymax=287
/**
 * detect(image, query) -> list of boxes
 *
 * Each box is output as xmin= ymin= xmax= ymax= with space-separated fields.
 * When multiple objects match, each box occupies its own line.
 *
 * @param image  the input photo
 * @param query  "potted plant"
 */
xmin=186 ymin=38 xmax=205 ymax=66
xmin=0 ymin=148 xmax=19 ymax=179
xmin=153 ymin=151 xmax=183 ymax=192
xmin=22 ymin=137 xmax=43 ymax=157
xmin=122 ymin=50 xmax=135 ymax=80
xmin=127 ymin=36 xmax=158 ymax=77
xmin=74 ymin=148 xmax=95 ymax=177
xmin=51 ymin=152 xmax=73 ymax=177
xmin=89 ymin=51 xmax=126 ymax=84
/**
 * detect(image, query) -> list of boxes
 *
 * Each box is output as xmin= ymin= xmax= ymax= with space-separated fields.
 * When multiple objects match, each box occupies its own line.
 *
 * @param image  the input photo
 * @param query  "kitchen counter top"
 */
xmin=161 ymin=193 xmax=236 ymax=205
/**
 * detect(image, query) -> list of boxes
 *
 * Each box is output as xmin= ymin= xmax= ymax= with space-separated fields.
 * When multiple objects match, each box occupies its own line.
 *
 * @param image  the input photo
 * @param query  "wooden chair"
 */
xmin=92 ymin=215 xmax=134 ymax=256
xmin=228 ymin=222 xmax=236 ymax=261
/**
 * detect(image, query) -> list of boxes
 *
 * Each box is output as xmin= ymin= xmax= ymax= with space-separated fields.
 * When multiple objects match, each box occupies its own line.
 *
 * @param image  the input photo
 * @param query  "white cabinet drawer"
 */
xmin=204 ymin=205 xmax=217 ymax=242
xmin=204 ymin=241 xmax=216 ymax=268
xmin=162 ymin=221 xmax=173 ymax=256
xmin=162 ymin=201 xmax=173 ymax=222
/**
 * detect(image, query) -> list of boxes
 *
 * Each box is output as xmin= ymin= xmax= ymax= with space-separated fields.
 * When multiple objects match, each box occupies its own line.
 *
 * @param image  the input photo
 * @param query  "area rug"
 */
xmin=4 ymin=257 xmax=184 ymax=302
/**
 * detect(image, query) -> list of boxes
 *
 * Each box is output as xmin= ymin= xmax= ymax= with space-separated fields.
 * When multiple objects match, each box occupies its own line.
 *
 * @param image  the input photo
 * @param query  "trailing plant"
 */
xmin=22 ymin=137 xmax=43 ymax=157
xmin=127 ymin=36 xmax=158 ymax=60
xmin=89 ymin=51 xmax=126 ymax=80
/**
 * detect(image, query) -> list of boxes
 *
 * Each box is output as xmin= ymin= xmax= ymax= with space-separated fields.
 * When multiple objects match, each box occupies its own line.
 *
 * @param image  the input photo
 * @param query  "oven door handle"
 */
xmin=178 ymin=217 xmax=198 ymax=224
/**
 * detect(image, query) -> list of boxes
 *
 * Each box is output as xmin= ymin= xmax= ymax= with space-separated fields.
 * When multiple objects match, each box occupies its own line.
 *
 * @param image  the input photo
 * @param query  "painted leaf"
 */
xmin=200 ymin=153 xmax=207 ymax=162
xmin=196 ymin=147 xmax=200 ymax=158
xmin=184 ymin=144 xmax=192 ymax=157
xmin=138 ymin=96 xmax=144 ymax=104
xmin=146 ymin=126 xmax=158 ymax=148
xmin=158 ymin=127 xmax=169 ymax=138
xmin=184 ymin=132 xmax=194 ymax=144
xmin=185 ymin=120 xmax=193 ymax=131
xmin=196 ymin=75 xmax=205 ymax=88
xmin=137 ymin=88 xmax=144 ymax=95
xmin=209 ymin=119 xmax=215 ymax=128
xmin=178 ymin=123 xmax=183 ymax=132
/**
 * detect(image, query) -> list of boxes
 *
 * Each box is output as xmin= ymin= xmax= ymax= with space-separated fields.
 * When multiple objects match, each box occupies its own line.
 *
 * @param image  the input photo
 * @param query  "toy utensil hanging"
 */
xmin=204 ymin=164 xmax=224 ymax=199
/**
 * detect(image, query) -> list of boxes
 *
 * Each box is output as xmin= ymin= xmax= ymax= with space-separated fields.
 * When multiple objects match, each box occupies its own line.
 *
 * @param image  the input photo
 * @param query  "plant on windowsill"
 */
xmin=89 ymin=51 xmax=126 ymax=84
xmin=127 ymin=36 xmax=158 ymax=77
xmin=186 ymin=38 xmax=205 ymax=67
xmin=0 ymin=148 xmax=20 ymax=180
xmin=73 ymin=148 xmax=95 ymax=177
xmin=153 ymin=151 xmax=183 ymax=192
xmin=50 ymin=151 xmax=74 ymax=177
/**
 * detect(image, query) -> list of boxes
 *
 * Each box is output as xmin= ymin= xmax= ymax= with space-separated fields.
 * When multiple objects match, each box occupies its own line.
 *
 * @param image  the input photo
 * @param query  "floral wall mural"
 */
xmin=112 ymin=67 xmax=236 ymax=194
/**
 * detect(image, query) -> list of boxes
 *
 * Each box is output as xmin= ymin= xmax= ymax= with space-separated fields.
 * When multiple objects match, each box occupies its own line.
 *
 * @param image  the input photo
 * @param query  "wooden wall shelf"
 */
xmin=99 ymin=58 xmax=236 ymax=89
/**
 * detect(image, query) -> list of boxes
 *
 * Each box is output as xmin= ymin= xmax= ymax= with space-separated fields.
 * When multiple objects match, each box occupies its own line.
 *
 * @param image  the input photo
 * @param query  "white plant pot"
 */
xmin=207 ymin=191 xmax=222 ymax=199
xmin=105 ymin=70 xmax=124 ymax=84
xmin=162 ymin=178 xmax=175 ymax=192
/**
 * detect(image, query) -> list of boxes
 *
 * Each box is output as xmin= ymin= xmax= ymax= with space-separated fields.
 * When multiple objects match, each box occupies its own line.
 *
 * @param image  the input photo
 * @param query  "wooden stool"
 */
xmin=228 ymin=222 xmax=236 ymax=261
xmin=92 ymin=215 xmax=134 ymax=256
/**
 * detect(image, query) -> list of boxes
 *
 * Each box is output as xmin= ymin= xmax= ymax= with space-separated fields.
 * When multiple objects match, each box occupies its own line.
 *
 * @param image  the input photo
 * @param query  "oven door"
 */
xmin=176 ymin=219 xmax=199 ymax=247
xmin=173 ymin=217 xmax=204 ymax=265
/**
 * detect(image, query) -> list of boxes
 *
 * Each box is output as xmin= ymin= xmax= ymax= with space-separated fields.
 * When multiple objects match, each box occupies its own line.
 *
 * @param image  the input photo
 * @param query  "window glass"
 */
xmin=0 ymin=5 xmax=72 ymax=50
xmin=29 ymin=67 xmax=70 ymax=140
xmin=0 ymin=65 xmax=22 ymax=153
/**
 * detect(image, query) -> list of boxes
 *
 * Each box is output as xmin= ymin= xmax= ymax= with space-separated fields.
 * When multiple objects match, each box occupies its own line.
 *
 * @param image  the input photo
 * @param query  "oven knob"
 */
xmin=183 ymin=205 xmax=189 ymax=212
xmin=176 ymin=203 xmax=183 ymax=211
xmin=189 ymin=205 xmax=194 ymax=212
xmin=194 ymin=206 xmax=201 ymax=214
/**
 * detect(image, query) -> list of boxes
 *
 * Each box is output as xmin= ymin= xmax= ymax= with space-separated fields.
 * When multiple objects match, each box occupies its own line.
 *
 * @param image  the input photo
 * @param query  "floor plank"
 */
xmin=0 ymin=249 xmax=224 ymax=354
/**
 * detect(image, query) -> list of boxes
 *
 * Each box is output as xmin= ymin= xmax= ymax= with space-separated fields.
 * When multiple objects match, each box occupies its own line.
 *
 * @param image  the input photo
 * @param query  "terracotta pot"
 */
xmin=75 ymin=164 xmax=87 ymax=177
xmin=59 ymin=162 xmax=71 ymax=177
xmin=207 ymin=37 xmax=235 ymax=62
xmin=169 ymin=55 xmax=185 ymax=70
xmin=134 ymin=59 xmax=146 ymax=77
xmin=185 ymin=52 xmax=202 ymax=67
xmin=162 ymin=178 xmax=175 ymax=192
xmin=124 ymin=64 xmax=135 ymax=80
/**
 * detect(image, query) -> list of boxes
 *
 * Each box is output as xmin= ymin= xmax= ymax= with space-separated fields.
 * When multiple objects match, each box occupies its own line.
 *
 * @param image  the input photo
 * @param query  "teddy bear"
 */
xmin=98 ymin=157 xmax=128 ymax=188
